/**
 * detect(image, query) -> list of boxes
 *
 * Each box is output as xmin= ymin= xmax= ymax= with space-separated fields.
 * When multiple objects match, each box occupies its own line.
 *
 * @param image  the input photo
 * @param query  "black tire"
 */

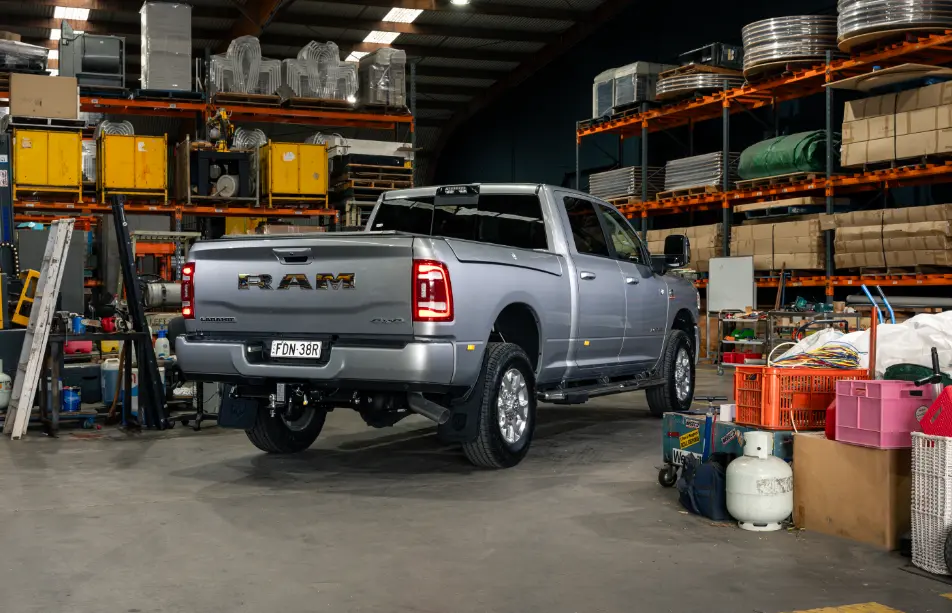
xmin=658 ymin=465 xmax=678 ymax=488
xmin=462 ymin=342 xmax=536 ymax=469
xmin=246 ymin=404 xmax=327 ymax=454
xmin=646 ymin=329 xmax=695 ymax=417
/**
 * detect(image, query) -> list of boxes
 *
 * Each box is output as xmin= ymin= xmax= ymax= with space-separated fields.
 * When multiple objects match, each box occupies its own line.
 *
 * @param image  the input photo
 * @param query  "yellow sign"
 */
xmin=680 ymin=429 xmax=701 ymax=449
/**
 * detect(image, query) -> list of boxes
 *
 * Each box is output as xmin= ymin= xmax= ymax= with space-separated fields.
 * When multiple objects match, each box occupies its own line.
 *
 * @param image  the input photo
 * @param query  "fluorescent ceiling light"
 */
xmin=450 ymin=0 xmax=471 ymax=4
xmin=363 ymin=31 xmax=401 ymax=44
xmin=382 ymin=8 xmax=423 ymax=23
xmin=48 ymin=50 xmax=59 ymax=60
xmin=49 ymin=28 xmax=61 ymax=40
xmin=54 ymin=6 xmax=90 ymax=21
xmin=346 ymin=51 xmax=369 ymax=62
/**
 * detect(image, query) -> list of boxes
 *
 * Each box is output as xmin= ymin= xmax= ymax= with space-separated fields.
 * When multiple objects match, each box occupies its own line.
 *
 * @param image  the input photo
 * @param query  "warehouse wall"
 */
xmin=433 ymin=1 xmax=839 ymax=191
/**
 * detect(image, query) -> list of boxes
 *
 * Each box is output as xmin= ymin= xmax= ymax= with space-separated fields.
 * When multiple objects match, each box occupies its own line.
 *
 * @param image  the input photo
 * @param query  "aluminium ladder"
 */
xmin=3 ymin=219 xmax=75 ymax=439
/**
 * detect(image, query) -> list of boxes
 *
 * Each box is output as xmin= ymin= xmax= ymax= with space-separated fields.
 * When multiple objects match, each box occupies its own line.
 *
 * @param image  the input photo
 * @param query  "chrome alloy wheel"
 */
xmin=674 ymin=348 xmax=692 ymax=402
xmin=497 ymin=368 xmax=529 ymax=445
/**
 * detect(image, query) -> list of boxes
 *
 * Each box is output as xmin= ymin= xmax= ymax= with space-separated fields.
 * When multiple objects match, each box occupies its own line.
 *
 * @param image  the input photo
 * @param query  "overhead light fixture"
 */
xmin=49 ymin=28 xmax=62 ymax=41
xmin=54 ymin=6 xmax=90 ymax=21
xmin=363 ymin=31 xmax=401 ymax=45
xmin=346 ymin=51 xmax=369 ymax=62
xmin=382 ymin=8 xmax=423 ymax=23
xmin=450 ymin=0 xmax=471 ymax=5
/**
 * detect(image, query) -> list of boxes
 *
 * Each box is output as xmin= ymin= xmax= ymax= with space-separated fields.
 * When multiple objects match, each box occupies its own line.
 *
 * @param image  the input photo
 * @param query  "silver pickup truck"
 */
xmin=176 ymin=184 xmax=699 ymax=468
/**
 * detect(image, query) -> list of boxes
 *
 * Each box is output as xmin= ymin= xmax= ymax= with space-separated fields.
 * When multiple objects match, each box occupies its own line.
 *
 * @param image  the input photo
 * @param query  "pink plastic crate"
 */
xmin=835 ymin=380 xmax=936 ymax=449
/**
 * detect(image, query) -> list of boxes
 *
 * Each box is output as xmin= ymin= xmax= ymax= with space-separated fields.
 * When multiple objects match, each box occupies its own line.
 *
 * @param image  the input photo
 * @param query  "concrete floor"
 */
xmin=0 ymin=367 xmax=949 ymax=613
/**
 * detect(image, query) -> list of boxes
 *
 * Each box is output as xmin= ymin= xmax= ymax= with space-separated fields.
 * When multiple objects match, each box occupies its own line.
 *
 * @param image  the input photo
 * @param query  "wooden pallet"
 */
xmin=844 ymin=266 xmax=952 ymax=276
xmin=658 ymin=64 xmax=744 ymax=80
xmin=838 ymin=27 xmax=951 ymax=54
xmin=657 ymin=185 xmax=721 ymax=200
xmin=743 ymin=57 xmax=841 ymax=82
xmin=133 ymin=89 xmax=205 ymax=102
xmin=735 ymin=172 xmax=822 ymax=190
xmin=335 ymin=167 xmax=413 ymax=182
xmin=341 ymin=199 xmax=378 ymax=228
xmin=358 ymin=103 xmax=411 ymax=115
xmin=212 ymin=92 xmax=281 ymax=107
xmin=334 ymin=178 xmax=412 ymax=191
xmin=4 ymin=115 xmax=86 ymax=130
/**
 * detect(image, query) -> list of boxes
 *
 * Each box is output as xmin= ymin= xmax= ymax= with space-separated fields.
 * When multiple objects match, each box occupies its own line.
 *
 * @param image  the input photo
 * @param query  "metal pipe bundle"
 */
xmin=838 ymin=0 xmax=952 ymax=44
xmin=656 ymin=73 xmax=745 ymax=99
xmin=663 ymin=152 xmax=740 ymax=192
xmin=742 ymin=15 xmax=839 ymax=75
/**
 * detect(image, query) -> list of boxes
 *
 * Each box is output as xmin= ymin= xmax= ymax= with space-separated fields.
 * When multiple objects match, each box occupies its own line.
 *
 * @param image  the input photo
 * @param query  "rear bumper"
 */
xmin=176 ymin=336 xmax=457 ymax=385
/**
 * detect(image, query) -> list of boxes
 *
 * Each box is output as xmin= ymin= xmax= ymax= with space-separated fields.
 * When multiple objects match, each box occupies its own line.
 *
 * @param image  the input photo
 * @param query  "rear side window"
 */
xmin=371 ymin=194 xmax=548 ymax=251
xmin=563 ymin=197 xmax=610 ymax=257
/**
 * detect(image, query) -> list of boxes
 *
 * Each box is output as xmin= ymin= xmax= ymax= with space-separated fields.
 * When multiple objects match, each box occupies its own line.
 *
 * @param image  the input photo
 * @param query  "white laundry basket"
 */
xmin=911 ymin=432 xmax=952 ymax=575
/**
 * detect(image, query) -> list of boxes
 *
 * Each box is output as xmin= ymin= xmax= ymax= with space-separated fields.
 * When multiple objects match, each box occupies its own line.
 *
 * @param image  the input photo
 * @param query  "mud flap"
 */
xmin=436 ymin=366 xmax=487 ymax=444
xmin=218 ymin=385 xmax=259 ymax=429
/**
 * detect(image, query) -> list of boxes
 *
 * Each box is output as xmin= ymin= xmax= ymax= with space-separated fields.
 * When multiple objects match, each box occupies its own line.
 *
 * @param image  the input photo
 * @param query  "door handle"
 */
xmin=626 ymin=277 xmax=640 ymax=285
xmin=272 ymin=248 xmax=312 ymax=265
xmin=580 ymin=271 xmax=597 ymax=280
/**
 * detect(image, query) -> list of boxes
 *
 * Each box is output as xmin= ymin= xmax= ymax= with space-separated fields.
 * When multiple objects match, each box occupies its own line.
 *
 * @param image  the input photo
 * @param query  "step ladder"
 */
xmin=3 ymin=219 xmax=75 ymax=439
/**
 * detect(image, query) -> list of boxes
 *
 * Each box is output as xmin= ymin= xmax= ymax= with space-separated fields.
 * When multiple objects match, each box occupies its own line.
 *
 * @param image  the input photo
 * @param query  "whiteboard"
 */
xmin=708 ymin=257 xmax=756 ymax=313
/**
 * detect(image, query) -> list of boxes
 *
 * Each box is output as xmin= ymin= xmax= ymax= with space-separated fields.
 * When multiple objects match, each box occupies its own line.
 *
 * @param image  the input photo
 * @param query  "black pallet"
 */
xmin=5 ymin=116 xmax=86 ymax=130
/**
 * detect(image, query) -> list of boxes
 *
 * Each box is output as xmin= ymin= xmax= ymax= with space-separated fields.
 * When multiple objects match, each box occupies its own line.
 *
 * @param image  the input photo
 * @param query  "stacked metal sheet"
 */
xmin=359 ymin=48 xmax=407 ymax=107
xmin=742 ymin=15 xmax=839 ymax=76
xmin=663 ymin=152 xmax=740 ymax=192
xmin=656 ymin=73 xmax=745 ymax=99
xmin=838 ymin=0 xmax=952 ymax=46
xmin=140 ymin=2 xmax=192 ymax=91
xmin=589 ymin=166 xmax=666 ymax=201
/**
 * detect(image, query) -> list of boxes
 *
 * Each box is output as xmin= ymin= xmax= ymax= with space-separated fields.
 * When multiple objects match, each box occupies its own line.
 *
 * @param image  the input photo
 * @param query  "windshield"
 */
xmin=369 ymin=194 xmax=549 ymax=251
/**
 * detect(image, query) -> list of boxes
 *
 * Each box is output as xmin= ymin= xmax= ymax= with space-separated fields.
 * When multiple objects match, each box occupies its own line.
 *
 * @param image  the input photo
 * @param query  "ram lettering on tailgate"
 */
xmin=238 ymin=273 xmax=356 ymax=290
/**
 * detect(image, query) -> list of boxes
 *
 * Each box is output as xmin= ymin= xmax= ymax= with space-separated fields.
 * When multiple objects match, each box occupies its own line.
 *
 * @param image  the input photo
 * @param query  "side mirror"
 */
xmin=664 ymin=234 xmax=691 ymax=268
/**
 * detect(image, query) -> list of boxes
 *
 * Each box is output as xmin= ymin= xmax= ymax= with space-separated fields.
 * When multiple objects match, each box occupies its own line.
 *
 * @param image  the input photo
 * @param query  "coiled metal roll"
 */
xmin=656 ymin=74 xmax=746 ymax=99
xmin=742 ymin=15 xmax=839 ymax=75
xmin=838 ymin=0 xmax=952 ymax=47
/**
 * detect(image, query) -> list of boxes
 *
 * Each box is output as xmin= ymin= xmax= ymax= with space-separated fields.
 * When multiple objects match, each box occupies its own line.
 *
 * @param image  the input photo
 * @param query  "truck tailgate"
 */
xmin=188 ymin=234 xmax=415 ymax=336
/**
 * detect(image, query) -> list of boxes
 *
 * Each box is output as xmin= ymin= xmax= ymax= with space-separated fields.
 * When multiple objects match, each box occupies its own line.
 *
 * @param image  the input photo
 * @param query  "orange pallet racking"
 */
xmin=575 ymin=30 xmax=952 ymax=294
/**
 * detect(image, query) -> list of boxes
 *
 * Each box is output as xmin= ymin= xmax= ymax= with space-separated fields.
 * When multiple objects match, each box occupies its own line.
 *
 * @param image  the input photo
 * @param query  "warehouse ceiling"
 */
xmin=1 ymin=0 xmax=634 ymax=173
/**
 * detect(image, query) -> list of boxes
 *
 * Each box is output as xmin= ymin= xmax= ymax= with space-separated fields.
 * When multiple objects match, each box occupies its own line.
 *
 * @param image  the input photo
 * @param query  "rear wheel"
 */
xmin=647 ymin=329 xmax=695 ymax=417
xmin=462 ymin=343 xmax=536 ymax=469
xmin=246 ymin=404 xmax=327 ymax=454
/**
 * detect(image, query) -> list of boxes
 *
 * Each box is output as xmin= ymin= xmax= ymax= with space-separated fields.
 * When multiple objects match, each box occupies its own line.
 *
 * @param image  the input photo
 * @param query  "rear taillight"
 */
xmin=412 ymin=259 xmax=453 ymax=322
xmin=181 ymin=262 xmax=195 ymax=319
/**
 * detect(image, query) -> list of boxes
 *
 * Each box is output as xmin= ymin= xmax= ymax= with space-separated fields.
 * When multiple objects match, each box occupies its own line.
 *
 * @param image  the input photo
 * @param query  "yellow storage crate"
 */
xmin=12 ymin=128 xmax=82 ymax=201
xmin=98 ymin=134 xmax=168 ymax=202
xmin=260 ymin=140 xmax=328 ymax=207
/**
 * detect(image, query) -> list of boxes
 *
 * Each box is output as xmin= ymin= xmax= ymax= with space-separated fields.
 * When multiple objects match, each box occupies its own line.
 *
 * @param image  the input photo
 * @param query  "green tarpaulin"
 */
xmin=737 ymin=130 xmax=839 ymax=180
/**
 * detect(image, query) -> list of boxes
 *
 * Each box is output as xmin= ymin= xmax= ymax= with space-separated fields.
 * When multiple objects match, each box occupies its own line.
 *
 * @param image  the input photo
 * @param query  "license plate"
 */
xmin=270 ymin=340 xmax=322 ymax=359
xmin=671 ymin=448 xmax=701 ymax=467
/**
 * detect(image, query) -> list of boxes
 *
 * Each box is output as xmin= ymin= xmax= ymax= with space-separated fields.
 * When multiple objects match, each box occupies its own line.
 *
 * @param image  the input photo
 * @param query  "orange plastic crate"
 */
xmin=733 ymin=366 xmax=868 ymax=430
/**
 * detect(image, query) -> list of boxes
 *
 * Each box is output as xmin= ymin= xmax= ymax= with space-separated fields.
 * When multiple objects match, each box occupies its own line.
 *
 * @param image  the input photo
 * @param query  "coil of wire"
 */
xmin=742 ymin=15 xmax=839 ymax=76
xmin=838 ymin=0 xmax=952 ymax=48
xmin=93 ymin=120 xmax=134 ymax=140
xmin=656 ymin=74 xmax=746 ymax=99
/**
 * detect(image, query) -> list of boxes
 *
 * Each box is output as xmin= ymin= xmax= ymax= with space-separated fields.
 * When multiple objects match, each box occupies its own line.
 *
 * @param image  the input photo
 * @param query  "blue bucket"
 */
xmin=62 ymin=387 xmax=82 ymax=413
xmin=70 ymin=316 xmax=86 ymax=335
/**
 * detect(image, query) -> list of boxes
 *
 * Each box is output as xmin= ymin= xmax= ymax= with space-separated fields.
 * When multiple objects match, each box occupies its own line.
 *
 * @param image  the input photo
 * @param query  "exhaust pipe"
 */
xmin=407 ymin=393 xmax=450 ymax=425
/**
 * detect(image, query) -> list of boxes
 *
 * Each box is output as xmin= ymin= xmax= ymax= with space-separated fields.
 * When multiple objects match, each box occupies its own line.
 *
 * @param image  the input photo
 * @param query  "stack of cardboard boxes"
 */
xmin=822 ymin=203 xmax=952 ymax=268
xmin=646 ymin=223 xmax=723 ymax=272
xmin=730 ymin=219 xmax=826 ymax=271
xmin=841 ymin=81 xmax=952 ymax=166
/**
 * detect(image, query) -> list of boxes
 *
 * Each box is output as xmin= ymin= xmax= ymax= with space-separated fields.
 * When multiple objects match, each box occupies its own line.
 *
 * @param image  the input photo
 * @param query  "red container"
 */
xmin=734 ymin=365 xmax=867 ymax=430
xmin=64 ymin=340 xmax=93 ymax=355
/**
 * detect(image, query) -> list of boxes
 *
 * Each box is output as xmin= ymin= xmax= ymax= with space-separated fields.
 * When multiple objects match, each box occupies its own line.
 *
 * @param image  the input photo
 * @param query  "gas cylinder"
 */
xmin=726 ymin=431 xmax=793 ymax=532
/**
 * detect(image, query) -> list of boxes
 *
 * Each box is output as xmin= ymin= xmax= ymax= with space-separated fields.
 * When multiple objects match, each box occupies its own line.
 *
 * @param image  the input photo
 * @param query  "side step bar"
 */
xmin=539 ymin=377 xmax=663 ymax=405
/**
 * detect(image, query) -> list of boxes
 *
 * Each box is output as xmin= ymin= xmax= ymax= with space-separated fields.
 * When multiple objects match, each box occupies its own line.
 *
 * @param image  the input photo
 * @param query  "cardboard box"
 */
xmin=896 ymin=88 xmax=919 ymax=114
xmin=866 ymin=137 xmax=895 ymax=163
xmin=937 ymin=104 xmax=952 ymax=129
xmin=793 ymin=433 xmax=911 ymax=550
xmin=774 ymin=236 xmax=823 ymax=253
xmin=885 ymin=203 xmax=952 ymax=223
xmin=937 ymin=128 xmax=952 ymax=154
xmin=841 ymin=141 xmax=867 ymax=167
xmin=896 ymin=108 xmax=938 ymax=135
xmin=774 ymin=252 xmax=824 ymax=269
xmin=866 ymin=92 xmax=897 ymax=117
xmin=844 ymin=98 xmax=866 ymax=122
xmin=897 ymin=130 xmax=938 ymax=159
xmin=917 ymin=82 xmax=944 ymax=109
xmin=867 ymin=115 xmax=895 ymax=140
xmin=842 ymin=119 xmax=869 ymax=144
xmin=9 ymin=74 xmax=79 ymax=120
xmin=835 ymin=250 xmax=886 ymax=268
xmin=888 ymin=249 xmax=952 ymax=267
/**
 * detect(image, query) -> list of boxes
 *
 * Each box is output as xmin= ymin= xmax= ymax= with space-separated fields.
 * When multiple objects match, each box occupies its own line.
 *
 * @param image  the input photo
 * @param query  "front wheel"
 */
xmin=646 ymin=329 xmax=695 ymax=417
xmin=462 ymin=343 xmax=536 ymax=469
xmin=658 ymin=465 xmax=678 ymax=488
xmin=246 ymin=404 xmax=327 ymax=454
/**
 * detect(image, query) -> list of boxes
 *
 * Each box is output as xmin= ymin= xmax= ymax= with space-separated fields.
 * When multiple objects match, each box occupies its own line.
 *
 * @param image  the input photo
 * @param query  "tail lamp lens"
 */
xmin=412 ymin=259 xmax=453 ymax=322
xmin=181 ymin=262 xmax=195 ymax=319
